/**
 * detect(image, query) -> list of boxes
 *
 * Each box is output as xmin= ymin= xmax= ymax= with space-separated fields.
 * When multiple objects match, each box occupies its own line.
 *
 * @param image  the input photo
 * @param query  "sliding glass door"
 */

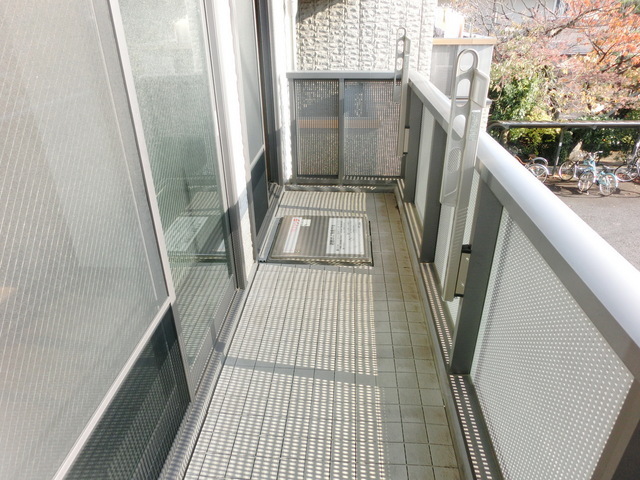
xmin=116 ymin=0 xmax=236 ymax=387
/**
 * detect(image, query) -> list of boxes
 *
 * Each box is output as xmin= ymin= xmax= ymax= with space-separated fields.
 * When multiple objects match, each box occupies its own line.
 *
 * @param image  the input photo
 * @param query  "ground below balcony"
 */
xmin=184 ymin=190 xmax=461 ymax=480
xmin=546 ymin=175 xmax=640 ymax=270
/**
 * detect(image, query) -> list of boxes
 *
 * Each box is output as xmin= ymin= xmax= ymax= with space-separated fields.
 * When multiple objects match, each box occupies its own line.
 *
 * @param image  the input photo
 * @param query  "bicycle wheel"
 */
xmin=558 ymin=161 xmax=576 ymax=181
xmin=615 ymin=165 xmax=638 ymax=182
xmin=527 ymin=163 xmax=548 ymax=183
xmin=598 ymin=173 xmax=617 ymax=196
xmin=578 ymin=171 xmax=595 ymax=192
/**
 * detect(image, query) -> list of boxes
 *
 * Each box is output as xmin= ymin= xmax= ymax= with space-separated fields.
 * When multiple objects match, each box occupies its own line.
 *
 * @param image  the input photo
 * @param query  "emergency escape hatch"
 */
xmin=267 ymin=215 xmax=372 ymax=265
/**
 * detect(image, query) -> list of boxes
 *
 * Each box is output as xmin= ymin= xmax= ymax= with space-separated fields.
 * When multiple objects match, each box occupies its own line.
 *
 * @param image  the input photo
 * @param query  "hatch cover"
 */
xmin=268 ymin=215 xmax=372 ymax=265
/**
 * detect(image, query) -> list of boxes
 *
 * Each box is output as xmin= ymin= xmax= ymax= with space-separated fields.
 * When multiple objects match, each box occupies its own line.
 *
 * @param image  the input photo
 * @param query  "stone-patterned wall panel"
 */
xmin=404 ymin=0 xmax=423 ymax=70
xmin=372 ymin=0 xmax=392 ymax=70
xmin=344 ymin=0 xmax=361 ymax=69
xmin=417 ymin=0 xmax=435 ymax=73
xmin=328 ymin=1 xmax=347 ymax=69
xmin=358 ymin=2 xmax=376 ymax=70
xmin=297 ymin=0 xmax=436 ymax=73
xmin=297 ymin=1 xmax=316 ymax=70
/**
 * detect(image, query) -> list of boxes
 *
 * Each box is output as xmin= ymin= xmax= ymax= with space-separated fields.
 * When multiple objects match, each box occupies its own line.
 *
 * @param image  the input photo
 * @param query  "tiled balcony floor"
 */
xmin=185 ymin=191 xmax=460 ymax=480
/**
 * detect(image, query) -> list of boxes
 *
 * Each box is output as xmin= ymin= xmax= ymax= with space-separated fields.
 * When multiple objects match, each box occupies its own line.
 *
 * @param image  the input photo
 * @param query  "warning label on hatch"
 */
xmin=326 ymin=217 xmax=364 ymax=255
xmin=283 ymin=216 xmax=303 ymax=253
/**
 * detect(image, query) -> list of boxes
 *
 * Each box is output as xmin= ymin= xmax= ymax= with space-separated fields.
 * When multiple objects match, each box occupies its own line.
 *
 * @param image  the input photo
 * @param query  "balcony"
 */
xmin=160 ymin=59 xmax=640 ymax=480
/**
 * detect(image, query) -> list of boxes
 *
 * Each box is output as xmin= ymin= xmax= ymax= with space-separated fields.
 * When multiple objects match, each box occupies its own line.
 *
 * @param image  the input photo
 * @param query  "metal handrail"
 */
xmin=409 ymin=68 xmax=640 ymax=377
xmin=488 ymin=120 xmax=640 ymax=131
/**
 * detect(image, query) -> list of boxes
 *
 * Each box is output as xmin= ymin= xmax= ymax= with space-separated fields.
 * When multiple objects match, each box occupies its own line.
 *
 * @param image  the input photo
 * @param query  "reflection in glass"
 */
xmin=0 ymin=2 xmax=168 ymax=477
xmin=119 ymin=0 xmax=234 ymax=368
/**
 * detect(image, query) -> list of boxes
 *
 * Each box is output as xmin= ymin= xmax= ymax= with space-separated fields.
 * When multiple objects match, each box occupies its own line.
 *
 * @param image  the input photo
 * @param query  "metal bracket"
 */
xmin=403 ymin=127 xmax=410 ymax=154
xmin=394 ymin=27 xmax=411 ymax=157
xmin=454 ymin=244 xmax=472 ymax=297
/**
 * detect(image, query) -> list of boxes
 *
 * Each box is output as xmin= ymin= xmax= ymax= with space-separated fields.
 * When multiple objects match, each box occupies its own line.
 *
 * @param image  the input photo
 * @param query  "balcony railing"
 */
xmin=402 ymin=70 xmax=640 ymax=480
xmin=287 ymin=66 xmax=640 ymax=479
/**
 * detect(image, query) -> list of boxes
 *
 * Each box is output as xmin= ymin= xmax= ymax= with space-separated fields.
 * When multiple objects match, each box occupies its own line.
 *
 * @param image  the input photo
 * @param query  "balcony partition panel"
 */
xmin=343 ymin=80 xmax=401 ymax=177
xmin=404 ymin=70 xmax=640 ymax=480
xmin=293 ymin=79 xmax=340 ymax=177
xmin=289 ymin=72 xmax=401 ymax=183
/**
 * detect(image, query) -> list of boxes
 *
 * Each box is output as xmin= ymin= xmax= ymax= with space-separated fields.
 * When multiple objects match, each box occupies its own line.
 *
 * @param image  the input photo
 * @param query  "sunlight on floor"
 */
xmin=185 ymin=192 xmax=460 ymax=480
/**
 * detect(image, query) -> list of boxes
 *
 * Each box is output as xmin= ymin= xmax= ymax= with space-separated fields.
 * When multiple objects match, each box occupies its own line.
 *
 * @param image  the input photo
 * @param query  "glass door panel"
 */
xmin=233 ymin=0 xmax=270 ymax=235
xmin=117 ymin=0 xmax=235 ymax=384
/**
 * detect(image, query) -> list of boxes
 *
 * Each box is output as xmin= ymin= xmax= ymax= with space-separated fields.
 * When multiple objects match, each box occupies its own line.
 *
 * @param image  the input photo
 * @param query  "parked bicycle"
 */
xmin=614 ymin=151 xmax=640 ymax=182
xmin=577 ymin=152 xmax=619 ymax=196
xmin=514 ymin=154 xmax=550 ymax=182
xmin=558 ymin=151 xmax=598 ymax=181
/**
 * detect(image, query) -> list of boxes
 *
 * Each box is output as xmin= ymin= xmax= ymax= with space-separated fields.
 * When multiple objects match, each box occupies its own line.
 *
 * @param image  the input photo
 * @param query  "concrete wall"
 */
xmin=296 ymin=0 xmax=437 ymax=74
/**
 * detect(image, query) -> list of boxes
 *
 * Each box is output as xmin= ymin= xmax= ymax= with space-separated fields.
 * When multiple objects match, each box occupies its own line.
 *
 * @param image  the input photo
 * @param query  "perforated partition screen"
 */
xmin=344 ymin=80 xmax=400 ymax=177
xmin=294 ymin=80 xmax=340 ymax=176
xmin=471 ymin=211 xmax=633 ymax=480
xmin=292 ymin=78 xmax=401 ymax=179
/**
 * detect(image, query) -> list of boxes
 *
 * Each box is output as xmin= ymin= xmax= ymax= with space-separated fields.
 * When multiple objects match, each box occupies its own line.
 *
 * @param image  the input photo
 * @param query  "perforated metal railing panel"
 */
xmin=294 ymin=80 xmax=340 ymax=177
xmin=471 ymin=211 xmax=633 ymax=480
xmin=344 ymin=80 xmax=400 ymax=177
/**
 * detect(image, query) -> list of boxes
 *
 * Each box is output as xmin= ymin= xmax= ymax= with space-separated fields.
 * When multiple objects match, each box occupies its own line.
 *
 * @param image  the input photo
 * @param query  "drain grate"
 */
xmin=267 ymin=215 xmax=372 ymax=265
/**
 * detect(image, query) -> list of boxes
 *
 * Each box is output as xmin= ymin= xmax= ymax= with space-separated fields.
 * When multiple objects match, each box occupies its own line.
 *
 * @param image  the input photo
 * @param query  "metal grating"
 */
xmin=343 ymin=80 xmax=401 ymax=177
xmin=294 ymin=80 xmax=340 ymax=177
xmin=471 ymin=211 xmax=633 ymax=480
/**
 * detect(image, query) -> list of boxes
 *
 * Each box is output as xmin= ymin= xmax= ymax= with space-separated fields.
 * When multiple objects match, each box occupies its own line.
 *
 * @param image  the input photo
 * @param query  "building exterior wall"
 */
xmin=296 ymin=0 xmax=436 ymax=74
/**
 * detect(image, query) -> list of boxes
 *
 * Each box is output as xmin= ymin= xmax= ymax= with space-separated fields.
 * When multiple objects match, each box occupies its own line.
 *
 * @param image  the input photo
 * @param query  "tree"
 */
xmin=452 ymin=0 xmax=640 ymax=120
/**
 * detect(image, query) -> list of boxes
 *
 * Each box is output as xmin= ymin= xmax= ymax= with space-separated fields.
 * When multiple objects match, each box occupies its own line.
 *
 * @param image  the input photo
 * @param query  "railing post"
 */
xmin=402 ymin=89 xmax=423 ymax=203
xmin=419 ymin=120 xmax=446 ymax=263
xmin=449 ymin=178 xmax=502 ymax=374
